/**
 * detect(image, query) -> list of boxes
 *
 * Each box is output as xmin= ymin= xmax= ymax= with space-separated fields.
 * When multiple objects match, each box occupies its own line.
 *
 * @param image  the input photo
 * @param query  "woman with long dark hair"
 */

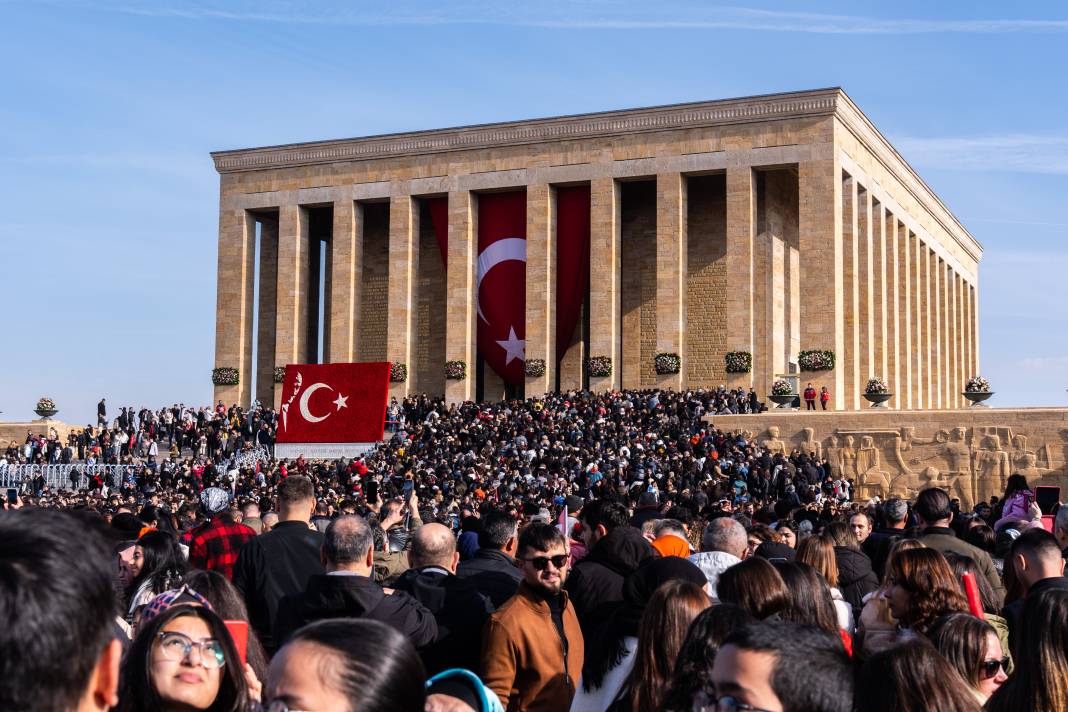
xmin=605 ymin=580 xmax=710 ymax=712
xmin=658 ymin=604 xmax=754 ymax=712
xmin=125 ymin=531 xmax=187 ymax=625
xmin=928 ymin=613 xmax=1009 ymax=705
xmin=856 ymin=638 xmax=982 ymax=712
xmin=774 ymin=561 xmax=849 ymax=651
xmin=796 ymin=533 xmax=853 ymax=631
xmin=886 ymin=547 xmax=969 ymax=637
xmin=716 ymin=556 xmax=789 ymax=620
xmin=994 ymin=474 xmax=1034 ymax=531
xmin=182 ymin=570 xmax=269 ymax=684
xmin=987 ymin=588 xmax=1068 ymax=712
xmin=116 ymin=603 xmax=250 ymax=712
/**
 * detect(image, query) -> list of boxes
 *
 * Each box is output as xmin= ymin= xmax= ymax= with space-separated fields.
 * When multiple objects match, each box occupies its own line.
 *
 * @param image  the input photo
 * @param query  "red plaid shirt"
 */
xmin=187 ymin=517 xmax=257 ymax=580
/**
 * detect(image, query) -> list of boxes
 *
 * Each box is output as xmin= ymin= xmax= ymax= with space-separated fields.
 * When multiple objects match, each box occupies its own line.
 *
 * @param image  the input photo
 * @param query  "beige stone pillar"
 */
xmin=655 ymin=172 xmax=687 ymax=390
xmin=972 ymin=282 xmax=980 ymax=376
xmin=842 ymin=175 xmax=860 ymax=409
xmin=589 ymin=178 xmax=621 ymax=391
xmin=213 ymin=209 xmax=257 ymax=408
xmin=525 ymin=184 xmax=556 ymax=396
xmin=328 ymin=200 xmax=361 ymax=365
xmin=858 ymin=189 xmax=874 ymax=386
xmin=950 ymin=270 xmax=959 ymax=407
xmin=387 ymin=195 xmax=419 ymax=398
xmin=896 ymin=220 xmax=911 ymax=409
xmin=910 ymin=234 xmax=924 ymax=409
xmin=275 ymin=204 xmax=310 ymax=396
xmin=886 ymin=212 xmax=899 ymax=408
xmin=726 ymin=166 xmax=755 ymax=391
xmin=957 ymin=273 xmax=966 ymax=404
xmin=445 ymin=191 xmax=476 ymax=404
xmin=933 ymin=256 xmax=944 ymax=408
xmin=255 ymin=217 xmax=279 ymax=408
xmin=798 ymin=159 xmax=844 ymax=409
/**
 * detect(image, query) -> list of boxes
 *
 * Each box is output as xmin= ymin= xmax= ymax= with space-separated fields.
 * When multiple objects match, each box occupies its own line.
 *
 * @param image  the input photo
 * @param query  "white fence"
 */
xmin=0 ymin=463 xmax=138 ymax=491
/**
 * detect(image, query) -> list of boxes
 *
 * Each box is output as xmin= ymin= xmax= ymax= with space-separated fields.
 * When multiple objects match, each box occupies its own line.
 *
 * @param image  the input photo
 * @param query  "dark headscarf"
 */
xmin=582 ymin=556 xmax=707 ymax=691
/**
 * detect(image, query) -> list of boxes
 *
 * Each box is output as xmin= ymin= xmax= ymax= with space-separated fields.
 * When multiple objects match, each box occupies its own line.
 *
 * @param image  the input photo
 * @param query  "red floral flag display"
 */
xmin=276 ymin=362 xmax=391 ymax=444
xmin=477 ymin=191 xmax=527 ymax=385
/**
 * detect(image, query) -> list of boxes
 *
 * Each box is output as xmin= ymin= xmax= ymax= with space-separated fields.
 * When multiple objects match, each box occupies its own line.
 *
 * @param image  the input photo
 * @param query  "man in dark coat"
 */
xmin=274 ymin=515 xmax=437 ymax=648
xmin=565 ymin=499 xmax=657 ymax=639
xmin=232 ymin=476 xmax=324 ymax=653
xmin=457 ymin=510 xmax=523 ymax=609
xmin=1002 ymin=528 xmax=1067 ymax=649
xmin=393 ymin=523 xmax=492 ymax=675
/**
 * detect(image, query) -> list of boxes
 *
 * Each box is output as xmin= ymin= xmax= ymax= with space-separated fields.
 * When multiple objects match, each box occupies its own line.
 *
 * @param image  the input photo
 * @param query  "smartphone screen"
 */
xmin=1035 ymin=486 xmax=1060 ymax=516
xmin=223 ymin=620 xmax=248 ymax=666
xmin=5 ymin=489 xmax=16 ymax=505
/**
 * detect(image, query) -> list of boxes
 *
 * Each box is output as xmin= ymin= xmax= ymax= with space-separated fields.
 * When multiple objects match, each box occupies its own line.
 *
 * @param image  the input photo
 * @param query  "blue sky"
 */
xmin=2 ymin=1 xmax=1067 ymax=424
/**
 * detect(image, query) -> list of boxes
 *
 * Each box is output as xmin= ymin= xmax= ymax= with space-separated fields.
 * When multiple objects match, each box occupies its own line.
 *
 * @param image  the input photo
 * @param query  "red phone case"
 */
xmin=224 ymin=620 xmax=248 ymax=666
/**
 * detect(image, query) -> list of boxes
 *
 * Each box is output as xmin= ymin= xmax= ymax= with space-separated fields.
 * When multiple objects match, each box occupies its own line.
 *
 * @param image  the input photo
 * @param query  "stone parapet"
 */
xmin=705 ymin=408 xmax=1068 ymax=510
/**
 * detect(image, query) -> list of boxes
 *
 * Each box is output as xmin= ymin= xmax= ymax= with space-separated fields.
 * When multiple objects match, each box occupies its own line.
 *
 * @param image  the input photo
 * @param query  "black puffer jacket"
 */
xmin=834 ymin=546 xmax=879 ymax=616
xmin=564 ymin=526 xmax=657 ymax=639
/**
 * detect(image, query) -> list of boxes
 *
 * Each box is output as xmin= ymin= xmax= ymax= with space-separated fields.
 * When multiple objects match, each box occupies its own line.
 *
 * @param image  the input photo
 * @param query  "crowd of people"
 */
xmin=2 ymin=388 xmax=1068 ymax=711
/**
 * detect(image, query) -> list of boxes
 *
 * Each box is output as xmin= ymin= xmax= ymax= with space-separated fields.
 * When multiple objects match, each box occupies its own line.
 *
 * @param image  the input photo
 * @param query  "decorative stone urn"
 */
xmin=863 ymin=392 xmax=893 ymax=408
xmin=769 ymin=394 xmax=797 ymax=409
xmin=963 ymin=391 xmax=994 ymax=407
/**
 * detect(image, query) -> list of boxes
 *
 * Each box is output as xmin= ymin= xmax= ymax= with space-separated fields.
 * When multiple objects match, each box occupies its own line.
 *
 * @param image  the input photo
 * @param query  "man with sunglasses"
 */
xmin=481 ymin=523 xmax=583 ymax=711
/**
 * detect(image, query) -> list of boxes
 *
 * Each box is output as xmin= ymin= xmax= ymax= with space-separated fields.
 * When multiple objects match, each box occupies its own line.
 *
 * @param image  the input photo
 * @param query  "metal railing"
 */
xmin=0 ymin=463 xmax=138 ymax=491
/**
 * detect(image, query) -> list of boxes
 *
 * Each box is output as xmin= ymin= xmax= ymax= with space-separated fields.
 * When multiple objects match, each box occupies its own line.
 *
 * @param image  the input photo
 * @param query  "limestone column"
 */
xmin=910 ymin=234 xmax=924 ymax=409
xmin=798 ymin=158 xmax=844 ymax=409
xmin=972 ymin=282 xmax=980 ymax=376
xmin=896 ymin=220 xmax=912 ymax=409
xmin=656 ymin=172 xmax=687 ymax=390
xmin=725 ymin=166 xmax=755 ymax=392
xmin=213 ymin=209 xmax=257 ymax=408
xmin=387 ymin=195 xmax=419 ymax=398
xmin=842 ymin=175 xmax=860 ymax=409
xmin=885 ymin=212 xmax=899 ymax=408
xmin=275 ymin=204 xmax=310 ymax=405
xmin=445 ymin=191 xmax=477 ymax=404
xmin=933 ymin=256 xmax=944 ymax=408
xmin=328 ymin=200 xmax=361 ymax=364
xmin=255 ymin=217 xmax=279 ymax=408
xmin=525 ymin=184 xmax=556 ymax=396
xmin=589 ymin=178 xmax=621 ymax=391
xmin=858 ymin=189 xmax=874 ymax=386
xmin=958 ymin=274 xmax=967 ymax=402
xmin=951 ymin=270 xmax=960 ymax=407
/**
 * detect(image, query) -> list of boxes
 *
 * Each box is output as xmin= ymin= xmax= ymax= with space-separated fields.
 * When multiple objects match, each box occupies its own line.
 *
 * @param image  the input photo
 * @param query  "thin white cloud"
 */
xmin=893 ymin=135 xmax=1068 ymax=174
xmin=31 ymin=1 xmax=1068 ymax=34
xmin=1017 ymin=356 xmax=1068 ymax=369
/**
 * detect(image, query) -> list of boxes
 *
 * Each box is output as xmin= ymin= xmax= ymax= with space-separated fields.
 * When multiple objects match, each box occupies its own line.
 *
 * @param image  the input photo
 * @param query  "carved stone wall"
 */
xmin=706 ymin=408 xmax=1068 ymax=508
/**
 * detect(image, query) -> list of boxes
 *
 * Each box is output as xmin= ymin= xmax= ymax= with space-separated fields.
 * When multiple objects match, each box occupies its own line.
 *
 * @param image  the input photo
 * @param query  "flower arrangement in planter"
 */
xmin=390 ymin=363 xmax=408 ymax=383
xmin=587 ymin=356 xmax=612 ymax=378
xmin=35 ymin=397 xmax=58 ymax=417
xmin=444 ymin=360 xmax=467 ymax=381
xmin=965 ymin=375 xmax=991 ymax=393
xmin=725 ymin=351 xmax=753 ymax=374
xmin=273 ymin=366 xmax=287 ymax=384
xmin=212 ymin=367 xmax=239 ymax=386
xmin=865 ymin=377 xmax=889 ymax=395
xmin=654 ymin=352 xmax=681 ymax=375
xmin=525 ymin=359 xmax=546 ymax=378
xmin=798 ymin=349 xmax=836 ymax=372
xmin=771 ymin=379 xmax=795 ymax=397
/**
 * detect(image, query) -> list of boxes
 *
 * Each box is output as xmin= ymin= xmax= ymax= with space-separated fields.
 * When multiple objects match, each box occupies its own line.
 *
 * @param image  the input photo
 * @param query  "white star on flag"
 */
xmin=333 ymin=393 xmax=348 ymax=411
xmin=496 ymin=326 xmax=525 ymax=365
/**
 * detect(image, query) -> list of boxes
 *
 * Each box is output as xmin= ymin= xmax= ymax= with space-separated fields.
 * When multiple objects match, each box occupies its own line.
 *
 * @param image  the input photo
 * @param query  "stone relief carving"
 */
xmin=760 ymin=421 xmax=1068 ymax=505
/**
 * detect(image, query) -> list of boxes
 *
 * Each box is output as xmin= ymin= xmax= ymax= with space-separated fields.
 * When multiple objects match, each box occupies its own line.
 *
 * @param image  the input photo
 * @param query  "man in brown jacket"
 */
xmin=481 ymin=522 xmax=584 ymax=711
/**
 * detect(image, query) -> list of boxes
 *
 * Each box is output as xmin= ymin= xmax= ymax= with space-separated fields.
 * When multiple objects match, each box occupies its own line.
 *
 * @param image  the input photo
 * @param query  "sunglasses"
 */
xmin=522 ymin=554 xmax=569 ymax=571
xmin=980 ymin=656 xmax=1010 ymax=679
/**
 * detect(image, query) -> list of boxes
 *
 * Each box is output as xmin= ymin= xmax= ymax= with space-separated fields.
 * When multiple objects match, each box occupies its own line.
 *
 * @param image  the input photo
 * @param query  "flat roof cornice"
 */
xmin=211 ymin=87 xmax=842 ymax=173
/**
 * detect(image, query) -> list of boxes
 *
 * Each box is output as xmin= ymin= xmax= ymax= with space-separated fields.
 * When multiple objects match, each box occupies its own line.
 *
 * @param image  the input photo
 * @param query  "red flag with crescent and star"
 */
xmin=275 ymin=362 xmax=390 ymax=443
xmin=477 ymin=191 xmax=527 ymax=385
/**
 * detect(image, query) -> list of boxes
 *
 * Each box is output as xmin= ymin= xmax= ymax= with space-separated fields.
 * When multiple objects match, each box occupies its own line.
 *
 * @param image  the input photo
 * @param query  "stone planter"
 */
xmin=863 ymin=392 xmax=893 ymax=408
xmin=34 ymin=408 xmax=58 ymax=419
xmin=963 ymin=391 xmax=993 ymax=407
xmin=769 ymin=394 xmax=797 ymax=409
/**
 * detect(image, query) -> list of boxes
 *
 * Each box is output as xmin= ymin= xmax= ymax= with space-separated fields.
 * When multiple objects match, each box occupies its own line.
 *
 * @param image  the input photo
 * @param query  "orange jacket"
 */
xmin=480 ymin=581 xmax=584 ymax=711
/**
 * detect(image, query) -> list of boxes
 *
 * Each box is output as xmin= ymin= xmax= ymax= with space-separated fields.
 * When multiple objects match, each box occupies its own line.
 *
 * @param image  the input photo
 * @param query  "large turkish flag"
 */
xmin=275 ymin=362 xmax=390 ymax=443
xmin=478 ymin=191 xmax=527 ymax=385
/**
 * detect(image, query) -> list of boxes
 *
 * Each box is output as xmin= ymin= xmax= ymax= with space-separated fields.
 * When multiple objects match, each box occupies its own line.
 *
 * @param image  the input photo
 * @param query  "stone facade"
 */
xmin=708 ymin=409 xmax=1068 ymax=510
xmin=211 ymin=88 xmax=981 ymax=408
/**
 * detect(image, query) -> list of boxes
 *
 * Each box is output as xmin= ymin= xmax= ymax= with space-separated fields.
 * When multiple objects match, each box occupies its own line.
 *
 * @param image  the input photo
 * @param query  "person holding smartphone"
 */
xmin=994 ymin=475 xmax=1037 ymax=532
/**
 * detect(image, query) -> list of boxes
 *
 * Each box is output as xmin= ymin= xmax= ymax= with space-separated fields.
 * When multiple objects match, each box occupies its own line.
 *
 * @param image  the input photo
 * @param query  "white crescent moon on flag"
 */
xmin=298 ymin=382 xmax=333 ymax=423
xmin=476 ymin=237 xmax=526 ymax=323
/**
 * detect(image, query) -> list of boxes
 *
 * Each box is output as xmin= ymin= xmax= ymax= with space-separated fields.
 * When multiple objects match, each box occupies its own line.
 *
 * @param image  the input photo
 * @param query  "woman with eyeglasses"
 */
xmin=928 ymin=613 xmax=1008 ymax=704
xmin=116 ymin=603 xmax=250 ymax=712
